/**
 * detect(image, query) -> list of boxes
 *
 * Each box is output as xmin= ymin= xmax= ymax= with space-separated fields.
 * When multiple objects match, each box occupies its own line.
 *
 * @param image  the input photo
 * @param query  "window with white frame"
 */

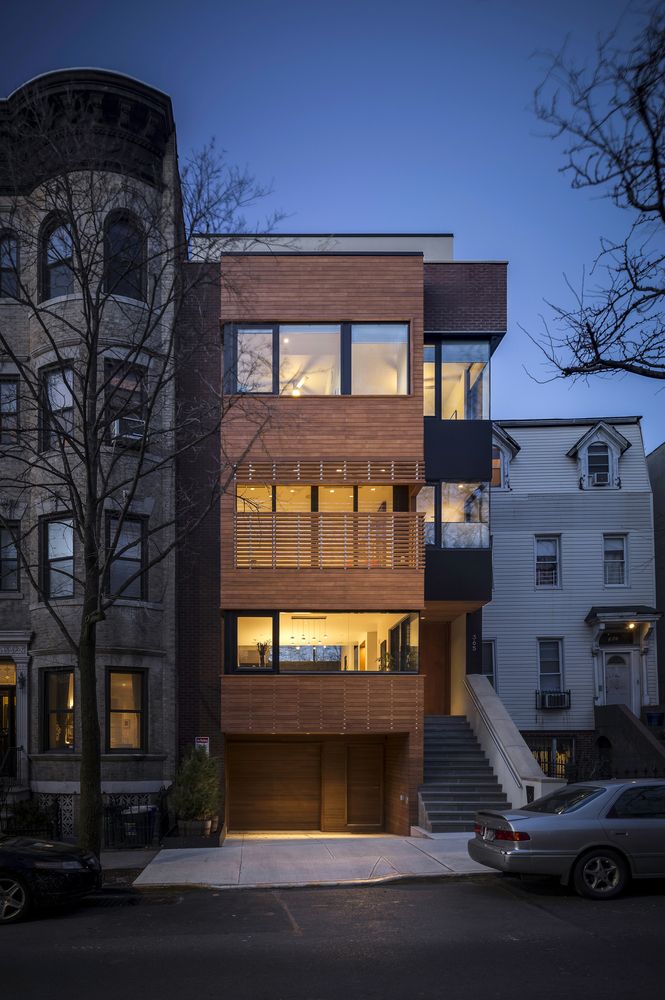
xmin=603 ymin=534 xmax=627 ymax=586
xmin=538 ymin=639 xmax=562 ymax=691
xmin=587 ymin=442 xmax=611 ymax=486
xmin=535 ymin=536 xmax=560 ymax=588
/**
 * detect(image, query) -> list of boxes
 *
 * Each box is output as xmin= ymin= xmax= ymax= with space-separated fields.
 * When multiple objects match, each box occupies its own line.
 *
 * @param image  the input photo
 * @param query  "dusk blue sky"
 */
xmin=2 ymin=0 xmax=663 ymax=450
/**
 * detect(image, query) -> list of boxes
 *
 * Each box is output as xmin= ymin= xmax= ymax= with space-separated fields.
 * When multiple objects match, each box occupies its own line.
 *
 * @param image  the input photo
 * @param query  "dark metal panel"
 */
xmin=424 ymin=419 xmax=493 ymax=481
xmin=424 ymin=548 xmax=492 ymax=602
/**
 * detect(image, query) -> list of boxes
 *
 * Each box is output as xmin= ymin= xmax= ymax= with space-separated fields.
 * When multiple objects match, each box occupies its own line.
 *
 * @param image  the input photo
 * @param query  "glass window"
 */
xmin=604 ymin=535 xmax=626 ymax=585
xmin=481 ymin=640 xmax=495 ymax=688
xmin=236 ymin=615 xmax=274 ymax=669
xmin=318 ymin=486 xmax=354 ymax=512
xmin=278 ymin=611 xmax=419 ymax=673
xmin=441 ymin=341 xmax=489 ymax=420
xmin=108 ymin=671 xmax=144 ymax=751
xmin=491 ymin=445 xmax=503 ymax=488
xmin=0 ymin=233 xmax=19 ymax=298
xmin=416 ymin=486 xmax=436 ymax=545
xmin=105 ymin=360 xmax=146 ymax=436
xmin=538 ymin=639 xmax=562 ymax=691
xmin=441 ymin=482 xmax=489 ymax=548
xmin=236 ymin=484 xmax=273 ymax=512
xmin=44 ymin=670 xmax=75 ymax=751
xmin=0 ymin=523 xmax=19 ymax=591
xmin=43 ymin=221 xmax=74 ymax=299
xmin=608 ymin=786 xmax=665 ymax=819
xmin=351 ymin=324 xmax=408 ymax=395
xmin=279 ymin=324 xmax=341 ymax=396
xmin=44 ymin=367 xmax=74 ymax=448
xmin=588 ymin=442 xmax=610 ymax=482
xmin=108 ymin=517 xmax=145 ymax=600
xmin=357 ymin=486 xmax=393 ymax=512
xmin=535 ymin=536 xmax=560 ymax=587
xmin=0 ymin=378 xmax=18 ymax=443
xmin=104 ymin=216 xmax=145 ymax=300
xmin=237 ymin=328 xmax=273 ymax=393
xmin=275 ymin=485 xmax=312 ymax=512
xmin=423 ymin=345 xmax=436 ymax=416
xmin=44 ymin=518 xmax=74 ymax=598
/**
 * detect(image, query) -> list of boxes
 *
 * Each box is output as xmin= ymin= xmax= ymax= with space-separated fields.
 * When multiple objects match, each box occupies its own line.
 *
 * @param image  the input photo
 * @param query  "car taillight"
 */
xmin=474 ymin=823 xmax=482 ymax=834
xmin=493 ymin=829 xmax=530 ymax=842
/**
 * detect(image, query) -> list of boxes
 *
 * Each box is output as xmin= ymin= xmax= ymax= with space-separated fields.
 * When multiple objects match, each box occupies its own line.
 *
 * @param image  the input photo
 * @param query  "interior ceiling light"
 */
xmin=283 ymin=337 xmax=289 ymax=343
xmin=628 ymin=622 xmax=636 ymax=630
xmin=291 ymin=388 xmax=301 ymax=397
xmin=336 ymin=468 xmax=342 ymax=472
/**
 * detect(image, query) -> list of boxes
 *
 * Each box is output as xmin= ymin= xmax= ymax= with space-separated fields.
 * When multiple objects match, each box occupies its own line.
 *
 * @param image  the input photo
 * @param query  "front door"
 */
xmin=0 ymin=686 xmax=16 ymax=776
xmin=603 ymin=652 xmax=635 ymax=711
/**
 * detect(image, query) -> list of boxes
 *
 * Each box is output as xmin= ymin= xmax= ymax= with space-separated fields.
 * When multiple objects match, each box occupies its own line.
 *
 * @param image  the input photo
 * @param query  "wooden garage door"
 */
xmin=347 ymin=743 xmax=384 ymax=827
xmin=227 ymin=742 xmax=322 ymax=830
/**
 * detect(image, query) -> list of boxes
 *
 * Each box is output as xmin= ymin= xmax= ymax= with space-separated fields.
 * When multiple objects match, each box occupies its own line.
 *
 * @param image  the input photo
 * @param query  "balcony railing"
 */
xmin=235 ymin=511 xmax=425 ymax=570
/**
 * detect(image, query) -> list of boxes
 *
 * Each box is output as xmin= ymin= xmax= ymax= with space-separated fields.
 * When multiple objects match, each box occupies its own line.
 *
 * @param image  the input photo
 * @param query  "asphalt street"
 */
xmin=3 ymin=874 xmax=664 ymax=1000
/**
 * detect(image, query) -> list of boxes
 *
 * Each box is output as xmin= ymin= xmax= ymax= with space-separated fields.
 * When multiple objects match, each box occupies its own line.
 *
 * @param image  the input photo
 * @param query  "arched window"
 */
xmin=104 ymin=214 xmax=145 ymax=300
xmin=42 ymin=218 xmax=74 ymax=300
xmin=587 ymin=442 xmax=610 ymax=485
xmin=0 ymin=231 xmax=19 ymax=298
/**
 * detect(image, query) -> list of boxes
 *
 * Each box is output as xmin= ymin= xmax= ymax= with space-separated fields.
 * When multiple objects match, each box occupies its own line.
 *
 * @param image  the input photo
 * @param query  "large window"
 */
xmin=231 ymin=611 xmax=419 ymax=673
xmin=232 ymin=323 xmax=410 ymax=396
xmin=441 ymin=482 xmax=489 ymax=548
xmin=43 ymin=518 xmax=74 ymax=598
xmin=43 ymin=669 xmax=74 ymax=752
xmin=0 ymin=232 xmax=19 ymax=298
xmin=535 ymin=536 xmax=560 ymax=588
xmin=107 ymin=670 xmax=145 ymax=751
xmin=43 ymin=367 xmax=74 ymax=449
xmin=416 ymin=486 xmax=436 ymax=545
xmin=351 ymin=324 xmax=408 ymax=395
xmin=538 ymin=639 xmax=562 ymax=691
xmin=423 ymin=340 xmax=490 ymax=419
xmin=107 ymin=516 xmax=146 ymax=600
xmin=42 ymin=219 xmax=74 ymax=300
xmin=0 ymin=378 xmax=18 ymax=443
xmin=104 ymin=214 xmax=145 ymax=300
xmin=0 ymin=523 xmax=19 ymax=591
xmin=603 ymin=535 xmax=626 ymax=586
xmin=441 ymin=341 xmax=489 ymax=419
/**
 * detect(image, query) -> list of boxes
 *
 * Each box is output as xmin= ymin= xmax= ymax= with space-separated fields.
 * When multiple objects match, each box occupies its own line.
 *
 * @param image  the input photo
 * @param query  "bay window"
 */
xmin=43 ymin=669 xmax=75 ymax=751
xmin=107 ymin=670 xmax=145 ymax=751
xmin=43 ymin=518 xmax=74 ymax=598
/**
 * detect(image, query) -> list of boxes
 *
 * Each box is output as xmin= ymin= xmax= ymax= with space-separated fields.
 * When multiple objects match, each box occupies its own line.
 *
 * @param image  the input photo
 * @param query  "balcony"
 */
xmin=235 ymin=511 xmax=425 ymax=571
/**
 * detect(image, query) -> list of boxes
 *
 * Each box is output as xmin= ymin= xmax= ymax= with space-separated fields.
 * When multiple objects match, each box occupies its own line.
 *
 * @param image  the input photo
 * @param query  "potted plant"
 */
xmin=173 ymin=748 xmax=220 ymax=836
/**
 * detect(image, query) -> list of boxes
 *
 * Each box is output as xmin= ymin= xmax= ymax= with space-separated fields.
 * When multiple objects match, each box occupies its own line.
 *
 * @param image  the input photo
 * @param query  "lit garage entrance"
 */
xmin=226 ymin=737 xmax=385 ymax=833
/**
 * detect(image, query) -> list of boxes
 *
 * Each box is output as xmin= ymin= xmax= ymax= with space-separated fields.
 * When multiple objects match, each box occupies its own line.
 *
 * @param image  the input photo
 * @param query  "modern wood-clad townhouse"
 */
xmin=180 ymin=235 xmax=507 ymax=834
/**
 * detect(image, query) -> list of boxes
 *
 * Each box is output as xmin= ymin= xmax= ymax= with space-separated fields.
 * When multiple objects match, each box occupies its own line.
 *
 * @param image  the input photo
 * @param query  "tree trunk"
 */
xmin=78 ymin=603 xmax=103 ymax=856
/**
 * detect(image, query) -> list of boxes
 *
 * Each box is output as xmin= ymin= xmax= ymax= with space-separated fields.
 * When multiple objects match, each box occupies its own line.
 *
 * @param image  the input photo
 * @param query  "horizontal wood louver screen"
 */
xmin=227 ymin=742 xmax=322 ymax=830
xmin=235 ymin=511 xmax=425 ymax=570
xmin=234 ymin=460 xmax=425 ymax=484
xmin=346 ymin=743 xmax=384 ymax=827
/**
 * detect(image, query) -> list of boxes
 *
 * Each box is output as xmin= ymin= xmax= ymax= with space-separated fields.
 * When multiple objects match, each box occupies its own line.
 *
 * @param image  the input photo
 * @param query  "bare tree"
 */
xmin=531 ymin=6 xmax=665 ymax=381
xmin=0 ymin=82 xmax=279 ymax=854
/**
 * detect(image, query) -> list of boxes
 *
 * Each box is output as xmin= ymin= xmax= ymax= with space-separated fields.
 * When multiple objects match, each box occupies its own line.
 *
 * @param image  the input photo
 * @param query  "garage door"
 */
xmin=227 ymin=742 xmax=322 ymax=830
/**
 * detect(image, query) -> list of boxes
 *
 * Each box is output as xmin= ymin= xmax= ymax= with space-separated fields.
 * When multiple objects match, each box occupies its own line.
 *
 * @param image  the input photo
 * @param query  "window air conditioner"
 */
xmin=590 ymin=472 xmax=609 ymax=486
xmin=111 ymin=415 xmax=145 ymax=443
xmin=536 ymin=690 xmax=571 ymax=710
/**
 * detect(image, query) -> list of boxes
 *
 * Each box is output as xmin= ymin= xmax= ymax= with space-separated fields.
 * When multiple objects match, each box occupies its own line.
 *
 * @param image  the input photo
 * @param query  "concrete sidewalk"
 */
xmin=134 ymin=832 xmax=489 ymax=889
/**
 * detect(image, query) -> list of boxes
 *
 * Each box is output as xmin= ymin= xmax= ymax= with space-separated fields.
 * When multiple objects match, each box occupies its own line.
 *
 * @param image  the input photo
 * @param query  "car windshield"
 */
xmin=521 ymin=786 xmax=605 ymax=815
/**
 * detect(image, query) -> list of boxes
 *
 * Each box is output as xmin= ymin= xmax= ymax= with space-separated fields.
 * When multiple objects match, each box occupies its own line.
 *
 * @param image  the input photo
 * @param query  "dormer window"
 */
xmin=566 ymin=421 xmax=630 ymax=491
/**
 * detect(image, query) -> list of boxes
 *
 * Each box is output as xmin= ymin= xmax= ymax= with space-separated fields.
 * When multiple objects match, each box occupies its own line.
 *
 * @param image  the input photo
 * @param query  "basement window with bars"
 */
xmin=526 ymin=736 xmax=575 ymax=780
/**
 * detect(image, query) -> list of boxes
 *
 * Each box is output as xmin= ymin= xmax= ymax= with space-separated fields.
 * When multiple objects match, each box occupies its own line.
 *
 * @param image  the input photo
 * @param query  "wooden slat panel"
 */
xmin=235 ymin=511 xmax=425 ymax=570
xmin=235 ymin=460 xmax=425 ymax=484
xmin=347 ymin=743 xmax=384 ymax=827
xmin=227 ymin=741 xmax=321 ymax=830
xmin=321 ymin=741 xmax=347 ymax=831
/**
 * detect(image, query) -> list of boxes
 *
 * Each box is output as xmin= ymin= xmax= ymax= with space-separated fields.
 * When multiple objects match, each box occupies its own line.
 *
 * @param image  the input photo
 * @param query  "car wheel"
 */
xmin=573 ymin=849 xmax=628 ymax=900
xmin=0 ymin=873 xmax=31 ymax=924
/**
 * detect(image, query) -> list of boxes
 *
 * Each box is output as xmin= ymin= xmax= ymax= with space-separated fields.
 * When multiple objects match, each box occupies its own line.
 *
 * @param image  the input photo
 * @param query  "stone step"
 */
xmin=426 ymin=810 xmax=486 ymax=821
xmin=420 ymin=791 xmax=508 ymax=803
xmin=420 ymin=783 xmax=504 ymax=795
xmin=428 ymin=820 xmax=477 ymax=832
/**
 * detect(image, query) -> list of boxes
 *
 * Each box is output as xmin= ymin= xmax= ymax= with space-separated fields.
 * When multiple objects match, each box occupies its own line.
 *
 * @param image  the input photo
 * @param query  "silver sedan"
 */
xmin=467 ymin=779 xmax=665 ymax=899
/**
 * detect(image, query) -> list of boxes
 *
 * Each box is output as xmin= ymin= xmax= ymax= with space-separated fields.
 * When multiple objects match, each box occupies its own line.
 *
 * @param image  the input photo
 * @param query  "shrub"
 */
xmin=172 ymin=749 xmax=220 ymax=820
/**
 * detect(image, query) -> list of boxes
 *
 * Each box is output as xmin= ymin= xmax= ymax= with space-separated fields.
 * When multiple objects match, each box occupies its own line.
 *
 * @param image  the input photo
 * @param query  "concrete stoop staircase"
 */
xmin=419 ymin=715 xmax=510 ymax=833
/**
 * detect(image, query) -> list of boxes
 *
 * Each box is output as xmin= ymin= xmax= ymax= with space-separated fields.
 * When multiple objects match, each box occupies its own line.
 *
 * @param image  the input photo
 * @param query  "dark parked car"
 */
xmin=468 ymin=779 xmax=665 ymax=899
xmin=0 ymin=836 xmax=101 ymax=924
